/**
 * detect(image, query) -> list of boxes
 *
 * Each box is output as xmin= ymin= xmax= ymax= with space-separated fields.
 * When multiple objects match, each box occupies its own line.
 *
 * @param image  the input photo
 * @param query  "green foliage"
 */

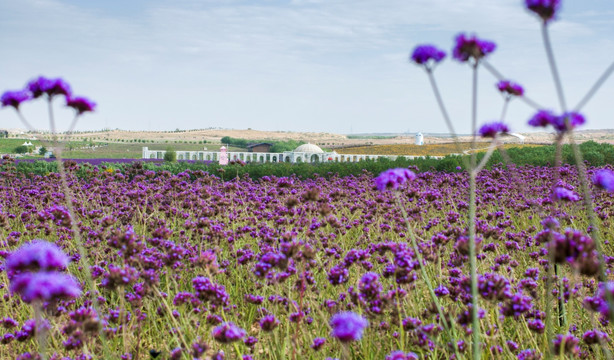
xmin=164 ymin=148 xmax=177 ymax=162
xmin=39 ymin=147 xmax=47 ymax=155
xmin=14 ymin=145 xmax=30 ymax=154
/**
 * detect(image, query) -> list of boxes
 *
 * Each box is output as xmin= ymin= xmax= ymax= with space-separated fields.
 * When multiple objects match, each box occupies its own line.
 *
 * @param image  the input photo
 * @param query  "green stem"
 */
xmin=541 ymin=23 xmax=567 ymax=112
xmin=469 ymin=61 xmax=481 ymax=360
xmin=426 ymin=70 xmax=470 ymax=168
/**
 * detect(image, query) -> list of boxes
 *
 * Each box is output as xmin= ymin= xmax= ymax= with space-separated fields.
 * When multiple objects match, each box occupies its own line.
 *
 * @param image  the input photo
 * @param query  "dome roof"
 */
xmin=294 ymin=143 xmax=324 ymax=153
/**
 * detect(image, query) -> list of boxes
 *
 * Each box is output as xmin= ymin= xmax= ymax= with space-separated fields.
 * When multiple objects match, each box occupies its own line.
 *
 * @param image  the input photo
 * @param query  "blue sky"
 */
xmin=1 ymin=0 xmax=613 ymax=135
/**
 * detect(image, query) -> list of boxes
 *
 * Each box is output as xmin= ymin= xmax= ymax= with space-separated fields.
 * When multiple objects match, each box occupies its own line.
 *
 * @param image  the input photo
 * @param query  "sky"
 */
xmin=0 ymin=0 xmax=613 ymax=135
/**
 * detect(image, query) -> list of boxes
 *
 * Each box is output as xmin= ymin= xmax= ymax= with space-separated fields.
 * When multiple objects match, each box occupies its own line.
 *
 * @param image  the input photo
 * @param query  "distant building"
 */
xmin=415 ymin=133 xmax=424 ymax=146
xmin=247 ymin=143 xmax=273 ymax=153
xmin=143 ymin=143 xmax=442 ymax=163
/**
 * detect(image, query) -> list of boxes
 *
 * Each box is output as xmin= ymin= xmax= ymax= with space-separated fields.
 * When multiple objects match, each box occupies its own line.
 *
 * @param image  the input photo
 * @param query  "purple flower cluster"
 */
xmin=528 ymin=110 xmax=586 ymax=133
xmin=593 ymin=169 xmax=614 ymax=192
xmin=525 ymin=0 xmax=561 ymax=23
xmin=410 ymin=45 xmax=446 ymax=67
xmin=452 ymin=33 xmax=496 ymax=62
xmin=5 ymin=240 xmax=80 ymax=304
xmin=211 ymin=322 xmax=246 ymax=343
xmin=496 ymin=80 xmax=524 ymax=97
xmin=1 ymin=76 xmax=95 ymax=115
xmin=478 ymin=121 xmax=510 ymax=138
xmin=375 ymin=168 xmax=416 ymax=191
xmin=329 ymin=311 xmax=368 ymax=342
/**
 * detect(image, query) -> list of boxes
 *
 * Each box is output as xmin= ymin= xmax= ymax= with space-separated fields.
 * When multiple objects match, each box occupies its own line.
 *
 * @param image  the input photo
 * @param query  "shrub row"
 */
xmin=7 ymin=141 xmax=614 ymax=179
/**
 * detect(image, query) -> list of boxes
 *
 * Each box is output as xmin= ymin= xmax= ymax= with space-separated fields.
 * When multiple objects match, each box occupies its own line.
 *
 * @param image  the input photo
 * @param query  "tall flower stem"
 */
xmin=34 ymin=301 xmax=48 ymax=360
xmin=46 ymin=99 xmax=111 ymax=359
xmin=541 ymin=23 xmax=567 ymax=112
xmin=466 ymin=61 xmax=481 ymax=360
xmin=574 ymin=60 xmax=614 ymax=111
xmin=500 ymin=98 xmax=510 ymax=121
xmin=541 ymin=21 xmax=614 ymax=326
xmin=426 ymin=70 xmax=469 ymax=167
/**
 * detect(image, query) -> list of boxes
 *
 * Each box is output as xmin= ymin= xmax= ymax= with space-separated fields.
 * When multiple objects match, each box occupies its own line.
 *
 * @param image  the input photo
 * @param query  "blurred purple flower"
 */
xmin=27 ymin=76 xmax=71 ymax=98
xmin=479 ymin=121 xmax=510 ymax=138
xmin=593 ymin=169 xmax=614 ymax=192
xmin=211 ymin=322 xmax=246 ymax=343
xmin=375 ymin=168 xmax=416 ymax=191
xmin=551 ymin=112 xmax=585 ymax=132
xmin=528 ymin=110 xmax=557 ymax=128
xmin=552 ymin=334 xmax=580 ymax=356
xmin=6 ymin=240 xmax=69 ymax=277
xmin=496 ymin=80 xmax=524 ymax=96
xmin=386 ymin=351 xmax=419 ymax=360
xmin=311 ymin=337 xmax=326 ymax=350
xmin=9 ymin=272 xmax=81 ymax=303
xmin=259 ymin=315 xmax=279 ymax=332
xmin=330 ymin=311 xmax=368 ymax=342
xmin=410 ymin=45 xmax=446 ymax=67
xmin=582 ymin=329 xmax=608 ymax=345
xmin=452 ymin=33 xmax=496 ymax=62
xmin=525 ymin=0 xmax=561 ymax=23
xmin=1 ymin=90 xmax=31 ymax=109
xmin=551 ymin=187 xmax=580 ymax=202
xmin=67 ymin=96 xmax=96 ymax=115
xmin=517 ymin=349 xmax=542 ymax=360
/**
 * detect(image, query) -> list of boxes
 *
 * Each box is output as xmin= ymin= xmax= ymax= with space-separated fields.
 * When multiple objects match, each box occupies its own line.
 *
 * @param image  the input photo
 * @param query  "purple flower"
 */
xmin=582 ymin=329 xmax=608 ymax=345
xmin=211 ymin=322 xmax=246 ymax=343
xmin=525 ymin=0 xmax=561 ymax=23
xmin=517 ymin=349 xmax=542 ymax=360
xmin=192 ymin=276 xmax=229 ymax=306
xmin=385 ymin=351 xmax=419 ymax=360
xmin=497 ymin=80 xmax=524 ymax=96
xmin=311 ymin=337 xmax=326 ymax=350
xmin=27 ymin=76 xmax=71 ymax=98
xmin=5 ymin=240 xmax=70 ymax=277
xmin=1 ymin=90 xmax=31 ymax=109
xmin=528 ymin=110 xmax=557 ymax=128
xmin=67 ymin=96 xmax=96 ymax=115
xmin=552 ymin=334 xmax=580 ymax=356
xmin=375 ymin=168 xmax=416 ymax=191
xmin=259 ymin=315 xmax=279 ymax=332
xmin=551 ymin=112 xmax=585 ymax=132
xmin=452 ymin=33 xmax=496 ymax=62
xmin=551 ymin=187 xmax=580 ymax=202
xmin=329 ymin=311 xmax=368 ymax=342
xmin=9 ymin=272 xmax=81 ymax=303
xmin=593 ymin=169 xmax=614 ymax=192
xmin=410 ymin=45 xmax=446 ymax=67
xmin=479 ymin=121 xmax=510 ymax=138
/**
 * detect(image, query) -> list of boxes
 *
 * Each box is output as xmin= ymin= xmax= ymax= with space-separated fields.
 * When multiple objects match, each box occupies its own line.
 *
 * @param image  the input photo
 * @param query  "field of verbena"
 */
xmin=1 ymin=163 xmax=613 ymax=359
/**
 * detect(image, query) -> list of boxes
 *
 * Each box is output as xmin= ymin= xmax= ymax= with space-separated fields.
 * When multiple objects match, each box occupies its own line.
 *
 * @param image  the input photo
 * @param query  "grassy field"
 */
xmin=0 ymin=138 xmax=43 ymax=154
xmin=1 ymin=138 xmax=242 ymax=159
xmin=335 ymin=142 xmax=540 ymax=156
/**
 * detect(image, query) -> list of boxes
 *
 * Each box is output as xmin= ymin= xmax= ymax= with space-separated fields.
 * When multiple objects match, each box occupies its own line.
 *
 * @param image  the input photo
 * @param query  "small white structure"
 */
xmin=143 ymin=143 xmax=443 ymax=164
xmin=22 ymin=141 xmax=34 ymax=147
xmin=219 ymin=146 xmax=228 ymax=165
xmin=415 ymin=133 xmax=424 ymax=146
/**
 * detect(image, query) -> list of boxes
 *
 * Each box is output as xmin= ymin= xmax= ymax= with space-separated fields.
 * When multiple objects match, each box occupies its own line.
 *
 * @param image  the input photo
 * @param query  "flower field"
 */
xmin=1 ymin=158 xmax=614 ymax=359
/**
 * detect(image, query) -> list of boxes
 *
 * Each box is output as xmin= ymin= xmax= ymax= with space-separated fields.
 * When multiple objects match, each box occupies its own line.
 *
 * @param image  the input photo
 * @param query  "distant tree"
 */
xmin=39 ymin=147 xmax=47 ymax=155
xmin=14 ymin=145 xmax=29 ymax=154
xmin=164 ymin=148 xmax=177 ymax=162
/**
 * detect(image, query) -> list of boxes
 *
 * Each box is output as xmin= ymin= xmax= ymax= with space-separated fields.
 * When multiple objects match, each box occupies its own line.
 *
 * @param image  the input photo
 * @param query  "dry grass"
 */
xmin=335 ymin=142 xmax=540 ymax=156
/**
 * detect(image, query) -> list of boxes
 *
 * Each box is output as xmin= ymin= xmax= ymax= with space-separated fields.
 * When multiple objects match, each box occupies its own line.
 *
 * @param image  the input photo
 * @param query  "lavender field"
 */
xmin=0 ymin=159 xmax=613 ymax=359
